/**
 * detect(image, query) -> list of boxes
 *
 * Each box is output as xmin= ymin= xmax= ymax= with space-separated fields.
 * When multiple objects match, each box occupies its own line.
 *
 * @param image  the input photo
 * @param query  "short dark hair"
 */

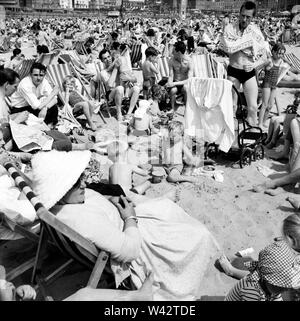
xmin=12 ymin=48 xmax=21 ymax=60
xmin=240 ymin=1 xmax=256 ymax=17
xmin=174 ymin=41 xmax=186 ymax=55
xmin=99 ymin=48 xmax=110 ymax=61
xmin=145 ymin=46 xmax=158 ymax=58
xmin=272 ymin=43 xmax=286 ymax=53
xmin=30 ymin=62 xmax=47 ymax=74
xmin=0 ymin=68 xmax=19 ymax=86
xmin=146 ymin=28 xmax=155 ymax=37
xmin=111 ymin=41 xmax=120 ymax=51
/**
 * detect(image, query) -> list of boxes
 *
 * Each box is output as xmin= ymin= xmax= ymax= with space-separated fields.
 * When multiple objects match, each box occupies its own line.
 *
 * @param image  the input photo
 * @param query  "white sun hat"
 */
xmin=31 ymin=150 xmax=91 ymax=210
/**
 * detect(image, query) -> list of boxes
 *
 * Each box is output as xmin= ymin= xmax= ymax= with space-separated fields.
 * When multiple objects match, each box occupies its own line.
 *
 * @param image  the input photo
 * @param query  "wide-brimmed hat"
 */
xmin=31 ymin=150 xmax=91 ymax=210
xmin=257 ymin=240 xmax=300 ymax=289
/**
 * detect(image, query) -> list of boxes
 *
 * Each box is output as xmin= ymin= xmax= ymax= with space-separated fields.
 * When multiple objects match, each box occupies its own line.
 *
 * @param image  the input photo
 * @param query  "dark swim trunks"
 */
xmin=227 ymin=65 xmax=256 ymax=84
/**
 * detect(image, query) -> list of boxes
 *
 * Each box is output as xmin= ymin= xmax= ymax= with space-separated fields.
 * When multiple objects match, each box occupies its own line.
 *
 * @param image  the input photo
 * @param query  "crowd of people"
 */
xmin=0 ymin=1 xmax=300 ymax=301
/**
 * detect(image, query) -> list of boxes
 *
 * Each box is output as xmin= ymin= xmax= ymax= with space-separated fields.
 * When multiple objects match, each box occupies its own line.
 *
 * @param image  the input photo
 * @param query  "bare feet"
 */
xmin=286 ymin=196 xmax=300 ymax=210
xmin=217 ymin=255 xmax=234 ymax=277
xmin=253 ymin=180 xmax=277 ymax=192
xmin=264 ymin=187 xmax=285 ymax=196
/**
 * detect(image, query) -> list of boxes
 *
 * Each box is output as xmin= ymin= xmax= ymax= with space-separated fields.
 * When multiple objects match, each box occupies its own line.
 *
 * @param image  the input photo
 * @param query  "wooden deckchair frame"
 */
xmin=3 ymin=162 xmax=110 ymax=295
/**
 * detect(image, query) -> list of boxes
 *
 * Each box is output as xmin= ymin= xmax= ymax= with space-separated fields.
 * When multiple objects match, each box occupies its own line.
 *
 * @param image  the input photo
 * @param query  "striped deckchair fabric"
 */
xmin=192 ymin=54 xmax=226 ymax=79
xmin=156 ymin=55 xmax=170 ymax=82
xmin=46 ymin=62 xmax=73 ymax=92
xmin=284 ymin=53 xmax=300 ymax=73
xmin=16 ymin=58 xmax=36 ymax=80
xmin=36 ymin=52 xmax=59 ymax=66
xmin=0 ymin=36 xmax=11 ymax=53
xmin=73 ymin=40 xmax=88 ymax=56
xmin=130 ymin=43 xmax=142 ymax=65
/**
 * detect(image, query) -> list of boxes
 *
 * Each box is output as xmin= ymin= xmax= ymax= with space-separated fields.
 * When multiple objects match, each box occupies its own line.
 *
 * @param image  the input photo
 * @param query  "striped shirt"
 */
xmin=225 ymin=277 xmax=283 ymax=301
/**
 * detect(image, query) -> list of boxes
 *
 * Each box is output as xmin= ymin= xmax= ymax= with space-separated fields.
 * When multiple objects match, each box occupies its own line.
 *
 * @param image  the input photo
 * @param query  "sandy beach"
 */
xmin=1 ymin=44 xmax=300 ymax=300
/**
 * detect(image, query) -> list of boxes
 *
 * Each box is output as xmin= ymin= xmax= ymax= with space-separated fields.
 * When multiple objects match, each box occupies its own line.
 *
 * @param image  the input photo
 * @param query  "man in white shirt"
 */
xmin=10 ymin=62 xmax=59 ymax=126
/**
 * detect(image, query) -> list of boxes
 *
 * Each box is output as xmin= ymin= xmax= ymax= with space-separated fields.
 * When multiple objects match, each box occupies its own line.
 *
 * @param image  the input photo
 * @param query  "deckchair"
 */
xmin=73 ymin=40 xmax=88 ymax=56
xmin=15 ymin=58 xmax=36 ymax=80
xmin=3 ymin=161 xmax=110 ymax=294
xmin=156 ymin=55 xmax=170 ymax=82
xmin=0 ymin=36 xmax=11 ymax=53
xmin=130 ymin=43 xmax=142 ymax=66
xmin=284 ymin=52 xmax=300 ymax=73
xmin=36 ymin=52 xmax=59 ymax=67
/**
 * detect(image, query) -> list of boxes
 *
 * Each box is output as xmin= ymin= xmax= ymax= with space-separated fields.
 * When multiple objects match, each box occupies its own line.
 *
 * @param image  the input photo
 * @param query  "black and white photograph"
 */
xmin=0 ymin=0 xmax=300 ymax=307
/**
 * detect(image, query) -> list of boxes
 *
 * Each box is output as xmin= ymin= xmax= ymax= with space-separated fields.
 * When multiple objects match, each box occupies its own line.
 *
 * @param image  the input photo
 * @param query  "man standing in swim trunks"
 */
xmin=220 ymin=1 xmax=268 ymax=127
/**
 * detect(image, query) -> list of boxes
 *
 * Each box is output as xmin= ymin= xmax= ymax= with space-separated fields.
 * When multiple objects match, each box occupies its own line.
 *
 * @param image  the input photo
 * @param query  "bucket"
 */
xmin=152 ymin=170 xmax=164 ymax=183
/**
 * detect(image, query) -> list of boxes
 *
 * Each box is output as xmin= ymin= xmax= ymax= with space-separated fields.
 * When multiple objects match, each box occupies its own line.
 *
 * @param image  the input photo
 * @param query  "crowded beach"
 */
xmin=1 ymin=1 xmax=300 ymax=301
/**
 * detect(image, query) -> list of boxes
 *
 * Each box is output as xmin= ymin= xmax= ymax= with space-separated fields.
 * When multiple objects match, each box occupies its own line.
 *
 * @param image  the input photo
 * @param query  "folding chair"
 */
xmin=130 ymin=43 xmax=142 ymax=66
xmin=0 ymin=36 xmax=11 ymax=53
xmin=284 ymin=52 xmax=300 ymax=73
xmin=156 ymin=55 xmax=170 ymax=83
xmin=73 ymin=40 xmax=88 ymax=56
xmin=15 ymin=58 xmax=36 ymax=80
xmin=36 ymin=52 xmax=59 ymax=67
xmin=3 ymin=161 xmax=110 ymax=295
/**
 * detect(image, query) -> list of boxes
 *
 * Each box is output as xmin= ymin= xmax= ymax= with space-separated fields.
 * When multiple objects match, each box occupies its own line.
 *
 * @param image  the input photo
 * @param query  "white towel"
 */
xmin=184 ymin=77 xmax=234 ymax=153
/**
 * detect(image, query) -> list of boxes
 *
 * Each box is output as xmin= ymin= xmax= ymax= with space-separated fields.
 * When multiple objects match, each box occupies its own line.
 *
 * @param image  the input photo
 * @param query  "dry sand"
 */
xmin=1 ymin=44 xmax=300 ymax=300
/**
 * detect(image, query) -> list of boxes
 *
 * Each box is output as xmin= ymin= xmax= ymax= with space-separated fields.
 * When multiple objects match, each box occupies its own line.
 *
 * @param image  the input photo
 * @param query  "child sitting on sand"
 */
xmin=162 ymin=121 xmax=201 ymax=184
xmin=62 ymin=76 xmax=97 ymax=131
xmin=107 ymin=140 xmax=151 ymax=195
xmin=223 ymin=240 xmax=300 ymax=301
xmin=128 ymin=100 xmax=160 ymax=137
xmin=142 ymin=46 xmax=159 ymax=99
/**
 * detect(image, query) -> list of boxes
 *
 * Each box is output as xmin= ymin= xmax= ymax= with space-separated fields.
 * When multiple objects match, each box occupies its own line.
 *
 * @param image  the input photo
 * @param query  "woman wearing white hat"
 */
xmin=17 ymin=150 xmax=219 ymax=301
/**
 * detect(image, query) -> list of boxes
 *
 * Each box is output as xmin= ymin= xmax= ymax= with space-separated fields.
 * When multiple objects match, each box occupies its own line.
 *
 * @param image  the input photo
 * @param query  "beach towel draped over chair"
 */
xmin=184 ymin=77 xmax=234 ymax=153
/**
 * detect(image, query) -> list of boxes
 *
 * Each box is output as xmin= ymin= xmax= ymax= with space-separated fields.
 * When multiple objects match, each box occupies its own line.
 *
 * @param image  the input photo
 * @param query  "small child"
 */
xmin=142 ymin=46 xmax=159 ymax=99
xmin=224 ymin=240 xmax=300 ymax=301
xmin=128 ymin=100 xmax=160 ymax=137
xmin=162 ymin=121 xmax=201 ymax=184
xmin=107 ymin=140 xmax=151 ymax=195
xmin=258 ymin=43 xmax=287 ymax=129
xmin=62 ymin=76 xmax=97 ymax=131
